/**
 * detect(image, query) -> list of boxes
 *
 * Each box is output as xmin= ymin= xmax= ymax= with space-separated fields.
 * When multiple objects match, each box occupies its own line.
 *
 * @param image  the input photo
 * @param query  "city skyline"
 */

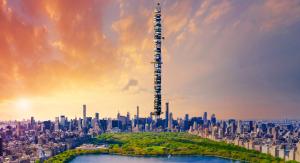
xmin=1 ymin=0 xmax=300 ymax=120
xmin=2 ymin=101 xmax=300 ymax=162
xmin=0 ymin=103 xmax=296 ymax=122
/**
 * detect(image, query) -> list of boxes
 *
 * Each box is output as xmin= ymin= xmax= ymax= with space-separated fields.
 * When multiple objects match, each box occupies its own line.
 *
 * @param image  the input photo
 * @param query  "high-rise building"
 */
xmin=107 ymin=118 xmax=112 ymax=131
xmin=136 ymin=106 xmax=139 ymax=127
xmin=117 ymin=112 xmax=120 ymax=120
xmin=165 ymin=102 xmax=169 ymax=128
xmin=126 ymin=112 xmax=131 ymax=130
xmin=30 ymin=116 xmax=35 ymax=128
xmin=95 ymin=112 xmax=99 ymax=121
xmin=168 ymin=112 xmax=173 ymax=130
xmin=193 ymin=121 xmax=198 ymax=130
xmin=272 ymin=127 xmax=278 ymax=139
xmin=43 ymin=120 xmax=51 ymax=130
xmin=68 ymin=120 xmax=73 ymax=131
xmin=16 ymin=122 xmax=22 ymax=136
xmin=54 ymin=117 xmax=60 ymax=131
xmin=203 ymin=112 xmax=208 ymax=123
xmin=211 ymin=114 xmax=216 ymax=125
xmin=83 ymin=104 xmax=87 ymax=128
xmin=185 ymin=114 xmax=189 ymax=121
xmin=78 ymin=118 xmax=82 ymax=130
xmin=249 ymin=121 xmax=254 ymax=132
xmin=184 ymin=114 xmax=189 ymax=130
xmin=237 ymin=120 xmax=242 ymax=134
xmin=127 ymin=112 xmax=130 ymax=120
xmin=60 ymin=115 xmax=66 ymax=127
xmin=0 ymin=136 xmax=2 ymax=156
xmin=153 ymin=2 xmax=163 ymax=117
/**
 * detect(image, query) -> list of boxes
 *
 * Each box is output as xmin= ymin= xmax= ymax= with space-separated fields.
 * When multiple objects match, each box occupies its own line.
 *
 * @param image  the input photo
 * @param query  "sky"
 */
xmin=0 ymin=0 xmax=300 ymax=120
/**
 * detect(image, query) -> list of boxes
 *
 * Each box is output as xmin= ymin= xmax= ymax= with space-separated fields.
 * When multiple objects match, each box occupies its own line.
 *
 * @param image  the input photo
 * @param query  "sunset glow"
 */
xmin=0 ymin=0 xmax=300 ymax=120
xmin=15 ymin=98 xmax=31 ymax=111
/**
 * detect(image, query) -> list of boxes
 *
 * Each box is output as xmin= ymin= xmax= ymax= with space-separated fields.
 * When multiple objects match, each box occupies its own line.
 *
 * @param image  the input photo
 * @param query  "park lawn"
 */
xmin=44 ymin=132 xmax=298 ymax=163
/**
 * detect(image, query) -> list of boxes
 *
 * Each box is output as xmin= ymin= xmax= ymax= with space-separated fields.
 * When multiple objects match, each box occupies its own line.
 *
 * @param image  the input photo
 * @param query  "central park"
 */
xmin=42 ymin=132 xmax=297 ymax=163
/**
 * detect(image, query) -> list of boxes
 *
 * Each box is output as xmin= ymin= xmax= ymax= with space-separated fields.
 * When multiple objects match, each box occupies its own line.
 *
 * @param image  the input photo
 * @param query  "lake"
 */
xmin=70 ymin=155 xmax=242 ymax=163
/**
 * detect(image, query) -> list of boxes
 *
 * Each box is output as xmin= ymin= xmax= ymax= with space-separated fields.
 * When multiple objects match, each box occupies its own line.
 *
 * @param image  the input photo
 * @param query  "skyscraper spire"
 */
xmin=152 ymin=2 xmax=163 ymax=117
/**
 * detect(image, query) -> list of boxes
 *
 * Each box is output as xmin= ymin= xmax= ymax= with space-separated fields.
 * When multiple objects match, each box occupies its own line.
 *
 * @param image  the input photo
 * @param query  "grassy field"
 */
xmin=44 ymin=132 xmax=297 ymax=163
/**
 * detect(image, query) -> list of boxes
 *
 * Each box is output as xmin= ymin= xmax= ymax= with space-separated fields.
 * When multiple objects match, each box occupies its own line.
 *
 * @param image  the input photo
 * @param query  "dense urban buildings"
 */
xmin=1 ymin=104 xmax=300 ymax=162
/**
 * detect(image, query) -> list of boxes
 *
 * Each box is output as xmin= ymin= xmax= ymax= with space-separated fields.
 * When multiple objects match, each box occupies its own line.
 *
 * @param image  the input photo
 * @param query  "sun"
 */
xmin=15 ymin=98 xmax=31 ymax=110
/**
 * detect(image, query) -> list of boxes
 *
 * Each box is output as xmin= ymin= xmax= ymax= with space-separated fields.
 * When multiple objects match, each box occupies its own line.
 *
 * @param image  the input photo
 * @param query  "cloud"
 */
xmin=161 ymin=0 xmax=300 ymax=119
xmin=163 ymin=1 xmax=192 ymax=37
xmin=1 ymin=0 xmax=300 ymax=120
xmin=0 ymin=0 xmax=122 ymax=101
xmin=219 ymin=0 xmax=300 ymax=32
xmin=122 ymin=79 xmax=138 ymax=91
xmin=203 ymin=0 xmax=231 ymax=25
xmin=260 ymin=0 xmax=300 ymax=31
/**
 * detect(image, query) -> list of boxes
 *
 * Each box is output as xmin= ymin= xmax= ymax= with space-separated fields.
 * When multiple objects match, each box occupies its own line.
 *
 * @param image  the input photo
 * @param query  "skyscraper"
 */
xmin=165 ymin=102 xmax=169 ymax=128
xmin=237 ymin=120 xmax=242 ymax=134
xmin=136 ymin=106 xmax=139 ymax=127
xmin=127 ymin=112 xmax=130 ymax=120
xmin=107 ymin=118 xmax=112 ymax=131
xmin=16 ymin=122 xmax=22 ymax=136
xmin=83 ymin=104 xmax=87 ymax=128
xmin=126 ymin=112 xmax=131 ymax=129
xmin=249 ymin=121 xmax=254 ymax=132
xmin=78 ymin=118 xmax=82 ymax=130
xmin=95 ymin=112 xmax=99 ymax=121
xmin=117 ymin=112 xmax=120 ymax=120
xmin=30 ymin=116 xmax=35 ymax=128
xmin=168 ymin=112 xmax=173 ymax=130
xmin=185 ymin=114 xmax=189 ymax=121
xmin=203 ymin=112 xmax=208 ymax=124
xmin=153 ymin=2 xmax=163 ymax=117
xmin=211 ymin=114 xmax=216 ymax=125
xmin=184 ymin=114 xmax=189 ymax=130
xmin=60 ymin=115 xmax=66 ymax=127
xmin=93 ymin=112 xmax=99 ymax=129
xmin=54 ymin=117 xmax=59 ymax=131
xmin=68 ymin=120 xmax=73 ymax=131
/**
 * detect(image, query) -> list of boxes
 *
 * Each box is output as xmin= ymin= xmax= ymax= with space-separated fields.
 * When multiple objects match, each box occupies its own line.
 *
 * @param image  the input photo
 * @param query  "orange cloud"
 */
xmin=0 ymin=0 xmax=122 ymax=101
xmin=1 ymin=0 xmax=300 ymax=120
xmin=164 ymin=1 xmax=192 ymax=37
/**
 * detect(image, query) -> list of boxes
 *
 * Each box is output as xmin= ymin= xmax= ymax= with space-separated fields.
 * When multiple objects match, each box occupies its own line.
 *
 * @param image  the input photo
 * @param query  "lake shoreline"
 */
xmin=66 ymin=150 xmax=248 ymax=163
xmin=69 ymin=154 xmax=245 ymax=163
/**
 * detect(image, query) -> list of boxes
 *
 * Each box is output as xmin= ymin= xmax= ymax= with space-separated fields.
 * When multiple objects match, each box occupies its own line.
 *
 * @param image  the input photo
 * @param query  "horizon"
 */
xmin=1 ymin=104 xmax=299 ymax=122
xmin=1 ymin=0 xmax=300 ymax=120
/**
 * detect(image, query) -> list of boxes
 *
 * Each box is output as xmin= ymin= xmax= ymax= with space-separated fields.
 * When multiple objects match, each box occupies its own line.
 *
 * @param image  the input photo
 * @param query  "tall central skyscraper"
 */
xmin=153 ymin=3 xmax=163 ymax=117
